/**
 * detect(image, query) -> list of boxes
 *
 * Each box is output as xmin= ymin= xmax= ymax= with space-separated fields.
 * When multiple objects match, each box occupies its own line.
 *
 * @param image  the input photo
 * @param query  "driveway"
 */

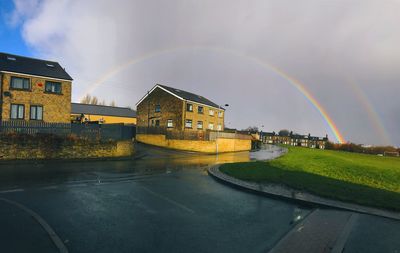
xmin=0 ymin=143 xmax=398 ymax=252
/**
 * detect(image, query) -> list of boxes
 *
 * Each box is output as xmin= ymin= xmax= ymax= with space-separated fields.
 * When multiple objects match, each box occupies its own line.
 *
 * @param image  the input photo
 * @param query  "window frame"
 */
xmin=208 ymin=123 xmax=214 ymax=130
xmin=10 ymin=76 xmax=30 ymax=91
xmin=155 ymin=104 xmax=161 ymax=113
xmin=167 ymin=119 xmax=173 ymax=128
xmin=197 ymin=121 xmax=203 ymax=129
xmin=185 ymin=119 xmax=193 ymax=128
xmin=217 ymin=124 xmax=222 ymax=131
xmin=209 ymin=109 xmax=214 ymax=116
xmin=198 ymin=106 xmax=204 ymax=114
xmin=186 ymin=103 xmax=193 ymax=112
xmin=10 ymin=104 xmax=25 ymax=120
xmin=45 ymin=81 xmax=62 ymax=94
xmin=30 ymin=105 xmax=43 ymax=121
xmin=218 ymin=111 xmax=223 ymax=118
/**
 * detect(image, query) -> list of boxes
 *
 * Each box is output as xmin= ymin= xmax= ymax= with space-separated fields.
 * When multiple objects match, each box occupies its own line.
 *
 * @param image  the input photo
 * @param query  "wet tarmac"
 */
xmin=0 ymin=143 xmax=398 ymax=252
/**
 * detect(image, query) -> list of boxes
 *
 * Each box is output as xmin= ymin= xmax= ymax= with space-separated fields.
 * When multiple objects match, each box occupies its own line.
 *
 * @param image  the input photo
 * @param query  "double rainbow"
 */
xmin=81 ymin=46 xmax=346 ymax=143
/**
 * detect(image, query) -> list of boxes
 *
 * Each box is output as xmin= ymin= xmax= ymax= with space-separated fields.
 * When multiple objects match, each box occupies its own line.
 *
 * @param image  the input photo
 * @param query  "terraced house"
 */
xmin=0 ymin=52 xmax=72 ymax=123
xmin=136 ymin=84 xmax=225 ymax=131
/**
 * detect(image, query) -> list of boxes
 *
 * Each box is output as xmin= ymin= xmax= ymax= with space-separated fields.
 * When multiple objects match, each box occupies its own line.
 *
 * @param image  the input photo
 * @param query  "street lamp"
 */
xmin=216 ymin=104 xmax=229 ymax=155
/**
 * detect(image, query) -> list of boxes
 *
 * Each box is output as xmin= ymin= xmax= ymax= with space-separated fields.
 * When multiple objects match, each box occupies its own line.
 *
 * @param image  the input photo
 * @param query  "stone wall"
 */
xmin=1 ymin=73 xmax=71 ymax=123
xmin=136 ymin=86 xmax=225 ymax=131
xmin=0 ymin=137 xmax=134 ymax=160
xmin=137 ymin=87 xmax=183 ymax=129
xmin=136 ymin=134 xmax=251 ymax=153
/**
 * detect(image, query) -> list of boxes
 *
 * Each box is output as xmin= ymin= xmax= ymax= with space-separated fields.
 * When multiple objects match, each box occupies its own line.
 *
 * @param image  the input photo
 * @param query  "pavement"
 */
xmin=0 ymin=143 xmax=399 ymax=252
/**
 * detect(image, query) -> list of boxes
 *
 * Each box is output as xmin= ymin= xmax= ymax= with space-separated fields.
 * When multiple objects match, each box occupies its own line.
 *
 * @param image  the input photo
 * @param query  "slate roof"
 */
xmin=0 ymin=52 xmax=73 ymax=80
xmin=157 ymin=84 xmax=222 ymax=109
xmin=71 ymin=103 xmax=136 ymax=118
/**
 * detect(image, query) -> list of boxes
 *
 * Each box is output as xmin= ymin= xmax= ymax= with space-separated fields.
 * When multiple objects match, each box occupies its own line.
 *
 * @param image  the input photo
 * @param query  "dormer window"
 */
xmin=7 ymin=56 xmax=16 ymax=61
xmin=46 ymin=63 xmax=55 ymax=67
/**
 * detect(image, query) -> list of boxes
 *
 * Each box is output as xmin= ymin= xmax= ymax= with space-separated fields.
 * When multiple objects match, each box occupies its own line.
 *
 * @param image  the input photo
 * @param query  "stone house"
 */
xmin=261 ymin=131 xmax=328 ymax=149
xmin=136 ymin=84 xmax=225 ymax=132
xmin=71 ymin=103 xmax=137 ymax=125
xmin=0 ymin=52 xmax=72 ymax=123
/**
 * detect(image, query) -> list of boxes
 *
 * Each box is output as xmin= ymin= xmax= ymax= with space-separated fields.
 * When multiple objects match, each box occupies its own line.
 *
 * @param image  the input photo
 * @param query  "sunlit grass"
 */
xmin=220 ymin=146 xmax=400 ymax=211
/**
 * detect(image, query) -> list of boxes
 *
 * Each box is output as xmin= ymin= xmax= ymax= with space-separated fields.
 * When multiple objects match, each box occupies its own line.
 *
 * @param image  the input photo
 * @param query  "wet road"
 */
xmin=0 ymin=144 xmax=399 ymax=252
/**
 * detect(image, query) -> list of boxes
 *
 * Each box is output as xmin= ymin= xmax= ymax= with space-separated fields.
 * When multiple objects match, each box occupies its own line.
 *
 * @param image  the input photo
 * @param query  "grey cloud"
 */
xmin=7 ymin=0 xmax=400 ymax=145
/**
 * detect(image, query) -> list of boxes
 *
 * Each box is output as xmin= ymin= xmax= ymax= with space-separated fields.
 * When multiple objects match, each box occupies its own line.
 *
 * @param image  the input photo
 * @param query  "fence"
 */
xmin=136 ymin=126 xmax=251 ymax=141
xmin=0 ymin=121 xmax=136 ymax=141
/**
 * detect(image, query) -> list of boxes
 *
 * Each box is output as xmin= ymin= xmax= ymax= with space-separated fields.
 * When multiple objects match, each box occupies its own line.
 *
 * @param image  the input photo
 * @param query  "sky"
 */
xmin=1 ymin=0 xmax=399 ymax=146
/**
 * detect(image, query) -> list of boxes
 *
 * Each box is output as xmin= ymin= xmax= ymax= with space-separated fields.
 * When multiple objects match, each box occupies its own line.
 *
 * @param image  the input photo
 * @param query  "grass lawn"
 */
xmin=220 ymin=146 xmax=400 ymax=211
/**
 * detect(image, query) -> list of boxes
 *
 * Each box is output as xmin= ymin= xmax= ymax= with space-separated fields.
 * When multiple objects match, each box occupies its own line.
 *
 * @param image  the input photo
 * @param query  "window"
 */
xmin=7 ymin=56 xmax=16 ymax=61
xmin=218 ymin=111 xmax=223 ymax=118
xmin=10 ymin=104 xmax=24 ymax=119
xmin=167 ymin=119 xmax=173 ymax=128
xmin=208 ymin=123 xmax=214 ymax=130
xmin=46 ymin=63 xmax=55 ymax=67
xmin=198 ymin=106 xmax=204 ymax=114
xmin=30 ymin=105 xmax=43 ymax=120
xmin=197 ymin=121 xmax=203 ymax=129
xmin=155 ymin=120 xmax=160 ymax=126
xmin=217 ymin=124 xmax=222 ymax=131
xmin=10 ymin=77 xmax=30 ymax=90
xmin=155 ymin=104 xmax=161 ymax=112
xmin=185 ymin=119 xmax=192 ymax=128
xmin=186 ymin=103 xmax=193 ymax=112
xmin=45 ymin=81 xmax=62 ymax=94
xmin=209 ymin=109 xmax=214 ymax=116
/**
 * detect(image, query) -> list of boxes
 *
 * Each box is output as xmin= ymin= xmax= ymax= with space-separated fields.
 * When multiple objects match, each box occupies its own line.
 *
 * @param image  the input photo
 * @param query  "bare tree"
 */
xmin=80 ymin=94 xmax=92 ymax=104
xmin=90 ymin=96 xmax=99 ymax=105
xmin=110 ymin=100 xmax=116 ymax=107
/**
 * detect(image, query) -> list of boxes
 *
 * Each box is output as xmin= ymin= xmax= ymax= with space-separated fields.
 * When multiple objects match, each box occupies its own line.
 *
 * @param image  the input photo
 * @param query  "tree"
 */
xmin=90 ymin=96 xmax=99 ymax=105
xmin=243 ymin=126 xmax=259 ymax=132
xmin=80 ymin=94 xmax=92 ymax=104
xmin=109 ymin=100 xmax=116 ymax=107
xmin=278 ymin=129 xmax=290 ymax=136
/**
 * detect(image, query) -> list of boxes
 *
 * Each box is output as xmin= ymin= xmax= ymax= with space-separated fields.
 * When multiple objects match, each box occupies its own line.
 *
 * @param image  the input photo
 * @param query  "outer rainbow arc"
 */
xmin=81 ymin=46 xmax=346 ymax=143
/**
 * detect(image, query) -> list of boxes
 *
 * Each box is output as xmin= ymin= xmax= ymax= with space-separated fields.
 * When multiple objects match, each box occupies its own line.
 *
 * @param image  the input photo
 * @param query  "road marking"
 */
xmin=0 ymin=197 xmax=68 ymax=253
xmin=0 ymin=188 xmax=24 ymax=194
xmin=139 ymin=186 xmax=195 ymax=214
xmin=331 ymin=213 xmax=359 ymax=253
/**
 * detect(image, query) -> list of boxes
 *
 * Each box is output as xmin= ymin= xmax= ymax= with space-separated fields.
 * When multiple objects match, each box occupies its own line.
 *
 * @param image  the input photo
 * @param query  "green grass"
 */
xmin=220 ymin=146 xmax=400 ymax=211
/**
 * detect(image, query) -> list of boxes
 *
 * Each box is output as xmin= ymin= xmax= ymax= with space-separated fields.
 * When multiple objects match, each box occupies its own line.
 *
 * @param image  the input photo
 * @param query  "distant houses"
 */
xmin=71 ymin=103 xmax=136 ymax=125
xmin=0 ymin=52 xmax=72 ymax=123
xmin=261 ymin=131 xmax=328 ymax=149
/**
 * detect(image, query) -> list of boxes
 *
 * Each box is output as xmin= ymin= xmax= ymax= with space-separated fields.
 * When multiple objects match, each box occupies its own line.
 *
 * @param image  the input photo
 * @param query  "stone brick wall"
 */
xmin=1 ymin=73 xmax=71 ymax=123
xmin=0 ymin=137 xmax=134 ymax=160
xmin=136 ymin=86 xmax=225 ymax=131
xmin=136 ymin=134 xmax=251 ymax=153
xmin=137 ymin=87 xmax=184 ymax=129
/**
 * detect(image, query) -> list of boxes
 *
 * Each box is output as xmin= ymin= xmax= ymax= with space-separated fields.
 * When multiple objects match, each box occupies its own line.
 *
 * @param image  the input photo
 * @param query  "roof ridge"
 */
xmin=0 ymin=52 xmax=58 ymax=64
xmin=71 ymin=102 xmax=135 ymax=110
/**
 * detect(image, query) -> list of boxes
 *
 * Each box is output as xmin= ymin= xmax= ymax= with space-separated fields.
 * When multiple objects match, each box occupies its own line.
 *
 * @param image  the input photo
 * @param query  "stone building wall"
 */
xmin=136 ymin=86 xmax=225 ymax=131
xmin=1 ymin=72 xmax=71 ymax=123
xmin=137 ymin=87 xmax=184 ymax=129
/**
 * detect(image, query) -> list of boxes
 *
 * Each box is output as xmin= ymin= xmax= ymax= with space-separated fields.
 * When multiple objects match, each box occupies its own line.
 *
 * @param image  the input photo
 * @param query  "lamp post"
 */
xmin=216 ymin=104 xmax=229 ymax=155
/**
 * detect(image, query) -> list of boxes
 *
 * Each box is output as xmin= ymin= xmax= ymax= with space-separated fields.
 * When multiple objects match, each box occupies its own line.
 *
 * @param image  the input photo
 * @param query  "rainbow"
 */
xmin=81 ymin=46 xmax=346 ymax=143
xmin=346 ymin=78 xmax=392 ymax=145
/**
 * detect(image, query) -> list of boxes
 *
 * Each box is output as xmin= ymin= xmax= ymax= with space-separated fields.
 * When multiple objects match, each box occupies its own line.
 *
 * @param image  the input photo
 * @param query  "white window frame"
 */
xmin=167 ymin=119 xmax=173 ymax=128
xmin=197 ymin=121 xmax=203 ymax=129
xmin=208 ymin=123 xmax=214 ymax=130
xmin=185 ymin=119 xmax=192 ymax=128
xmin=209 ymin=109 xmax=214 ymax=116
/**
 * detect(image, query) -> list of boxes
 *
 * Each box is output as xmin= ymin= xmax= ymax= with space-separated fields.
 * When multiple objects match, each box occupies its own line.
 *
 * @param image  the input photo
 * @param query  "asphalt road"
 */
xmin=0 ymin=144 xmax=399 ymax=253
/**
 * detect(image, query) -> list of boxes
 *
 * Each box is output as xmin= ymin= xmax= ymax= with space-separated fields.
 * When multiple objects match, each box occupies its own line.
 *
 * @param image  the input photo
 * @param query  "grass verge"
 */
xmin=220 ymin=146 xmax=400 ymax=211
